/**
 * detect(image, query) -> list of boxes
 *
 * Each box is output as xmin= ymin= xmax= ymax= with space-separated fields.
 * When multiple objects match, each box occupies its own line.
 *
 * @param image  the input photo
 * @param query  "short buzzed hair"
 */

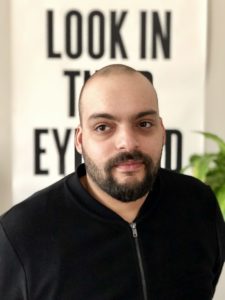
xmin=78 ymin=64 xmax=156 ymax=123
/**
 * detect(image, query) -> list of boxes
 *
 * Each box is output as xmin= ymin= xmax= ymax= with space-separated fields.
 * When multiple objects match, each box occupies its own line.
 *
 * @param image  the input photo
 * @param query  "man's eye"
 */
xmin=139 ymin=121 xmax=152 ymax=128
xmin=95 ymin=124 xmax=110 ymax=132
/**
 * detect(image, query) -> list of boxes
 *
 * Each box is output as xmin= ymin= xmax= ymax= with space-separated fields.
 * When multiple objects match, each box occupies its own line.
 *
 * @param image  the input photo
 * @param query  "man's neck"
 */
xmin=80 ymin=175 xmax=148 ymax=223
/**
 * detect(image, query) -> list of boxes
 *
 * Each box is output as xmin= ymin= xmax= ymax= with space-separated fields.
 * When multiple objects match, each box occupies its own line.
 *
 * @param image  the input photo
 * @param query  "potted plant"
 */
xmin=183 ymin=132 xmax=225 ymax=219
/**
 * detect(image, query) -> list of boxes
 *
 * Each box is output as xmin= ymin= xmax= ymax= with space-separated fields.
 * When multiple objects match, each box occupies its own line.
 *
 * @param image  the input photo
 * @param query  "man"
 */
xmin=0 ymin=64 xmax=224 ymax=299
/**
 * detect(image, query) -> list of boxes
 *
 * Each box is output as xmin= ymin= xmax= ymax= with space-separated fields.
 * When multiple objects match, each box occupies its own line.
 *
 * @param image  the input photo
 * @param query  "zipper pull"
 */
xmin=130 ymin=222 xmax=138 ymax=238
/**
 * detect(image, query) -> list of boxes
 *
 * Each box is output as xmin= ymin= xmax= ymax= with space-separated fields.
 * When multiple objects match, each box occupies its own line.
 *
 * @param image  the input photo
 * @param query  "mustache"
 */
xmin=105 ymin=150 xmax=152 ymax=171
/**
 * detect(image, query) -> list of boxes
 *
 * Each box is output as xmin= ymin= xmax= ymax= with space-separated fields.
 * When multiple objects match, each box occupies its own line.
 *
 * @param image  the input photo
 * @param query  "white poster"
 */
xmin=11 ymin=0 xmax=207 ymax=203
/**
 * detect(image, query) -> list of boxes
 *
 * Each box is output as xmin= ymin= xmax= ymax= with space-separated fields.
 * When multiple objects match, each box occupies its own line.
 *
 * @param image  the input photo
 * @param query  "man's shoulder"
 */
xmin=159 ymin=168 xmax=209 ymax=191
xmin=0 ymin=173 xmax=75 ymax=231
xmin=157 ymin=168 xmax=219 ymax=216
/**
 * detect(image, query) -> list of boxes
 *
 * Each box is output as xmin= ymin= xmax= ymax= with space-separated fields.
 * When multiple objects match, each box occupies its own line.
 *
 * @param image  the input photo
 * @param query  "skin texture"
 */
xmin=76 ymin=65 xmax=165 ymax=222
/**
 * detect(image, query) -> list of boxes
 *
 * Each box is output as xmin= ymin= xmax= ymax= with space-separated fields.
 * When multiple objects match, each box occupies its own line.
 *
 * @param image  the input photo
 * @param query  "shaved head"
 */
xmin=78 ymin=64 xmax=158 ymax=124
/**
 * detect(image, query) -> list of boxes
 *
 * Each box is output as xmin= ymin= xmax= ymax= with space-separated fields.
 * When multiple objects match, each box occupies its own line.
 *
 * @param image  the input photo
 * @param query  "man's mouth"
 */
xmin=114 ymin=160 xmax=144 ymax=172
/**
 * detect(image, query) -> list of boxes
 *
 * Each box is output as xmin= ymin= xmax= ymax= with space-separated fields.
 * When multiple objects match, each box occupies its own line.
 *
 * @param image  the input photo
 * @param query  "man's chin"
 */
xmin=112 ymin=169 xmax=146 ymax=184
xmin=113 ymin=172 xmax=144 ymax=187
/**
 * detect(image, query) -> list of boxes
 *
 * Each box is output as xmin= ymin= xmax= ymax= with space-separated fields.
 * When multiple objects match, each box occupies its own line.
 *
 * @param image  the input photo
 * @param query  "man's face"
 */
xmin=76 ymin=72 xmax=165 ymax=202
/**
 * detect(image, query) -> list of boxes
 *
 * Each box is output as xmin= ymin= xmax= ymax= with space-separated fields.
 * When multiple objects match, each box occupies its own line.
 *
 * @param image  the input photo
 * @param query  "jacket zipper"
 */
xmin=130 ymin=222 xmax=148 ymax=300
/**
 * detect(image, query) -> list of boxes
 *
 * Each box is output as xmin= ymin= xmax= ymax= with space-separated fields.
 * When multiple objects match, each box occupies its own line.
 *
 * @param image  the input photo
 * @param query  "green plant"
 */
xmin=183 ymin=132 xmax=225 ymax=219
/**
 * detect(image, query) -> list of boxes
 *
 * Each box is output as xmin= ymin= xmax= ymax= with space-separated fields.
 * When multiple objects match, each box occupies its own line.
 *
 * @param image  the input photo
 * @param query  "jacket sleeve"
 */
xmin=0 ymin=222 xmax=28 ymax=300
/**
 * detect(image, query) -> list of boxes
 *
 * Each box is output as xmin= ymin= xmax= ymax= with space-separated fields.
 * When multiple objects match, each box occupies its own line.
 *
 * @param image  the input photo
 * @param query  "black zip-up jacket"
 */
xmin=0 ymin=165 xmax=225 ymax=299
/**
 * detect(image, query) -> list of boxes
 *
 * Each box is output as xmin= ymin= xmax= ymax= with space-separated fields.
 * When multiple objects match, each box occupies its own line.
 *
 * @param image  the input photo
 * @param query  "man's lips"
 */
xmin=114 ymin=160 xmax=144 ymax=172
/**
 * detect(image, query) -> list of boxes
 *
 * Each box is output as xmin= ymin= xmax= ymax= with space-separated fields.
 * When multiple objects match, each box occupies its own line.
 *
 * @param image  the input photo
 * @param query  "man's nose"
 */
xmin=115 ymin=126 xmax=139 ymax=152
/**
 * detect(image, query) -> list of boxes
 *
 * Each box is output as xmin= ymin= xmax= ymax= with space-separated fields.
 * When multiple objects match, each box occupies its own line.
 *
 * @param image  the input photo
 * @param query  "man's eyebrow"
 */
xmin=136 ymin=110 xmax=158 ymax=118
xmin=88 ymin=110 xmax=158 ymax=122
xmin=88 ymin=113 xmax=116 ymax=121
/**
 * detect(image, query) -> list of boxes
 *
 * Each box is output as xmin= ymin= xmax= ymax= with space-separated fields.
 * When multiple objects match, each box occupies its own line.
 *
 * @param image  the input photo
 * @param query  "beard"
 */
xmin=82 ymin=149 xmax=161 ymax=202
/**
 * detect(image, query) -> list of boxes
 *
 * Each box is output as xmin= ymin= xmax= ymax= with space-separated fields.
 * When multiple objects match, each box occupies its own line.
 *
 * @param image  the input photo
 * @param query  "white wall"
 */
xmin=205 ymin=0 xmax=225 ymax=149
xmin=206 ymin=2 xmax=225 ymax=298
xmin=0 ymin=0 xmax=224 ymax=298
xmin=0 ymin=0 xmax=12 ymax=213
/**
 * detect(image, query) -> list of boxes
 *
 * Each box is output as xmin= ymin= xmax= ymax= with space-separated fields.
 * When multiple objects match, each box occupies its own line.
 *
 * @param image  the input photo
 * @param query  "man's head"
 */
xmin=76 ymin=64 xmax=165 ymax=202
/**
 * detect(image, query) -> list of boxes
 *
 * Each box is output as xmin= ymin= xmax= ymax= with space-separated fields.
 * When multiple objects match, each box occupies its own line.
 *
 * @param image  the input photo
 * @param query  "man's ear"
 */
xmin=75 ymin=125 xmax=83 ymax=154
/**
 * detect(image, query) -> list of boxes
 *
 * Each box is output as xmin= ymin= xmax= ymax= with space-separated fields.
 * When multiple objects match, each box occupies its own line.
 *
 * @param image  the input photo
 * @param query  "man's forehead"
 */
xmin=83 ymin=99 xmax=159 ymax=125
xmin=79 ymin=67 xmax=158 ymax=122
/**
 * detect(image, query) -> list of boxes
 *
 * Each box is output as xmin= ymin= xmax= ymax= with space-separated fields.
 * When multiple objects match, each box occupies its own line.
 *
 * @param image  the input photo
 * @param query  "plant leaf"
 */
xmin=196 ymin=131 xmax=225 ymax=154
xmin=189 ymin=154 xmax=215 ymax=182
